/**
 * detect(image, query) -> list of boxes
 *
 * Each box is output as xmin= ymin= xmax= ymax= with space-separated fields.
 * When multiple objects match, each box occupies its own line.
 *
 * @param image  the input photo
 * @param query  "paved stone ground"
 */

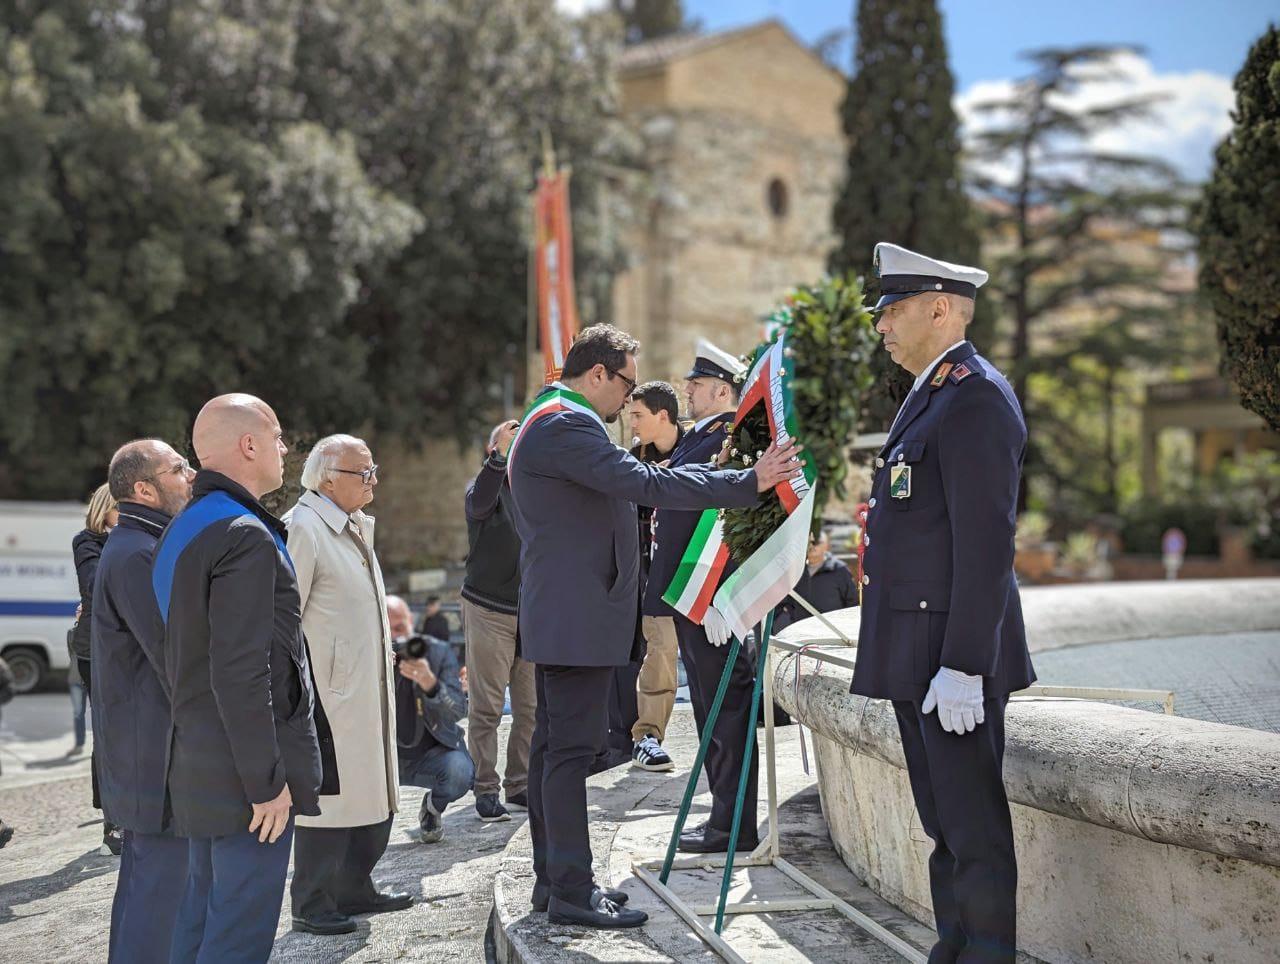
xmin=0 ymin=694 xmax=536 ymax=964
xmin=0 ymin=698 xmax=738 ymax=964
xmin=1032 ymin=630 xmax=1280 ymax=733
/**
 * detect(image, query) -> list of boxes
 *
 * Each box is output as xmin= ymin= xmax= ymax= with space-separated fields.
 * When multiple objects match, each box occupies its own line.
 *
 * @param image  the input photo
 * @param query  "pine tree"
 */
xmin=1196 ymin=26 xmax=1280 ymax=431
xmin=967 ymin=45 xmax=1189 ymax=512
xmin=611 ymin=0 xmax=690 ymax=45
xmin=829 ymin=0 xmax=987 ymax=430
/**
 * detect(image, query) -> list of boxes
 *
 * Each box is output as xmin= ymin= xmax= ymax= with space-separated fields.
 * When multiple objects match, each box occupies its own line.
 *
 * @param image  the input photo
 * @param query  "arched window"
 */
xmin=766 ymin=178 xmax=789 ymax=220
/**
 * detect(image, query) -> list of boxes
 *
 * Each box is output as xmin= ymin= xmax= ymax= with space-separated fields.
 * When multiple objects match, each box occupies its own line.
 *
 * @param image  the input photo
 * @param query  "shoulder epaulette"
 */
xmin=948 ymin=362 xmax=975 ymax=384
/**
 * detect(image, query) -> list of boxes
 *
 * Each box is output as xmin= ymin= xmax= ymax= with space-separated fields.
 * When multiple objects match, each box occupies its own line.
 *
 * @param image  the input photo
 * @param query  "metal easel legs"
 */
xmin=632 ymin=614 xmax=926 ymax=963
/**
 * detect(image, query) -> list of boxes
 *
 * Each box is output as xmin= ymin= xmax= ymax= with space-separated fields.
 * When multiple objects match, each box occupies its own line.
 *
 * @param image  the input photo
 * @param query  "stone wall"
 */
xmin=615 ymin=105 xmax=843 ymax=386
xmin=365 ymin=433 xmax=485 ymax=575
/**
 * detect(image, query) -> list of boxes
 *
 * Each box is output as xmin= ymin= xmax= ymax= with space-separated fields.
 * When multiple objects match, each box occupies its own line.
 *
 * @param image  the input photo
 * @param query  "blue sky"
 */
xmin=683 ymin=1 xmax=1276 ymax=89
xmin=680 ymin=1 xmax=1277 ymax=179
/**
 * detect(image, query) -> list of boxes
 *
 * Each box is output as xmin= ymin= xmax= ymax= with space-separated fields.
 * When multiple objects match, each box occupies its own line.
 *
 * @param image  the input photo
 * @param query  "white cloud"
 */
xmin=555 ymin=0 xmax=609 ymax=15
xmin=955 ymin=51 xmax=1235 ymax=184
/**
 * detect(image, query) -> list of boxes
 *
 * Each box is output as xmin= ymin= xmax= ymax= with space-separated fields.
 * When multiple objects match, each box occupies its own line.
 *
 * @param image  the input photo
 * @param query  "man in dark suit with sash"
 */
xmin=852 ymin=243 xmax=1036 ymax=964
xmin=507 ymin=325 xmax=802 ymax=930
xmin=642 ymin=339 xmax=764 ymax=855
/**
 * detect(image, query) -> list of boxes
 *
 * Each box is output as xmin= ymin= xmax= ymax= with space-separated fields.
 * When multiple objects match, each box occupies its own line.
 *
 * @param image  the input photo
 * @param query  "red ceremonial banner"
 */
xmin=533 ymin=171 xmax=580 ymax=384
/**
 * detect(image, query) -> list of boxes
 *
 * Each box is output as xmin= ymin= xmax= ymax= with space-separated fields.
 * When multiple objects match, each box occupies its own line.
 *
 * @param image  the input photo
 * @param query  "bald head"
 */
xmin=386 ymin=595 xmax=413 ymax=640
xmin=192 ymin=393 xmax=286 ymax=498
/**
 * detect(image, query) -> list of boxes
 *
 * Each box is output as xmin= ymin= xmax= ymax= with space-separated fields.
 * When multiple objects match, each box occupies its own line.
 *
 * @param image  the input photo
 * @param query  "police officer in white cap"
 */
xmin=851 ymin=242 xmax=1036 ymax=963
xmin=642 ymin=338 xmax=763 ymax=855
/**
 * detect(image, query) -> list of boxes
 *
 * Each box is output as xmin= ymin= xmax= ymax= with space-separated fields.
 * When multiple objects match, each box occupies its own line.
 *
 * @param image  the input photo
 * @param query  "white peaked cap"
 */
xmin=871 ymin=242 xmax=989 ymax=311
xmin=686 ymin=338 xmax=748 ymax=382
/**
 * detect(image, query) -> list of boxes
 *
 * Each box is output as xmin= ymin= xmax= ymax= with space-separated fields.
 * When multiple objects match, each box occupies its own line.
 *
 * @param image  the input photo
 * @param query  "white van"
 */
xmin=0 ymin=501 xmax=85 ymax=692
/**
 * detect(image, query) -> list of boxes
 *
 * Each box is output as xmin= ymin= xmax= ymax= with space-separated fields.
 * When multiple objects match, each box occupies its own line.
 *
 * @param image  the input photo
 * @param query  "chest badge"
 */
xmin=889 ymin=464 xmax=912 ymax=499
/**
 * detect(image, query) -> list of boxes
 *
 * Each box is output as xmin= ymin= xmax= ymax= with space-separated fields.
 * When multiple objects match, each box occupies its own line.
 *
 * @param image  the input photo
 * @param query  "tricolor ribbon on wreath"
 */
xmin=662 ymin=330 xmax=819 ymax=641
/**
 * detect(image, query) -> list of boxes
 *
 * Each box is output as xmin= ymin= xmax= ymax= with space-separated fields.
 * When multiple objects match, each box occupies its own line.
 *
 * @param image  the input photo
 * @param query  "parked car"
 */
xmin=0 ymin=501 xmax=83 ymax=692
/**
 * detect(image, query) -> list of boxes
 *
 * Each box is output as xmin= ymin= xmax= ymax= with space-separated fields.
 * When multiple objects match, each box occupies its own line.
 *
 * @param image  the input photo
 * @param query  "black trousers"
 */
xmin=594 ymin=658 xmax=641 ymax=768
xmin=78 ymin=657 xmax=102 ymax=811
xmin=528 ymin=663 xmax=612 ymax=908
xmin=675 ymin=616 xmax=758 ymax=840
xmin=893 ymin=698 xmax=1017 ymax=964
xmin=290 ymin=815 xmax=393 ymax=919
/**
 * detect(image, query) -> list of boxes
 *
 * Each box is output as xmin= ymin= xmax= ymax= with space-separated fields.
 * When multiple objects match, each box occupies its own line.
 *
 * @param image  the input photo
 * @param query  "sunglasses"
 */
xmin=332 ymin=465 xmax=379 ymax=485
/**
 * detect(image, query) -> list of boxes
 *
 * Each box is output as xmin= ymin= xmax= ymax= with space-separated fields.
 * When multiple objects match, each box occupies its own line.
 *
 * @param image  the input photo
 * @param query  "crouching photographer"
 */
xmin=387 ymin=595 xmax=475 ymax=843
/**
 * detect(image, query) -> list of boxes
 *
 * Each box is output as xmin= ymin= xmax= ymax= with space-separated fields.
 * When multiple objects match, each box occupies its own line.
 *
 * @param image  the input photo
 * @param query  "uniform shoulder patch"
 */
xmin=948 ymin=362 xmax=976 ymax=384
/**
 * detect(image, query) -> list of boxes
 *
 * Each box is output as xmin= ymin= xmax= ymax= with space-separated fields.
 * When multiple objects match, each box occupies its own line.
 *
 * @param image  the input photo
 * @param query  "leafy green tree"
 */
xmin=292 ymin=0 xmax=633 ymax=443
xmin=1195 ymin=25 xmax=1280 ymax=431
xmin=0 ymin=1 xmax=419 ymax=498
xmin=0 ymin=0 xmax=630 ymax=499
xmin=829 ymin=0 xmax=987 ymax=431
xmin=966 ymin=45 xmax=1189 ymax=511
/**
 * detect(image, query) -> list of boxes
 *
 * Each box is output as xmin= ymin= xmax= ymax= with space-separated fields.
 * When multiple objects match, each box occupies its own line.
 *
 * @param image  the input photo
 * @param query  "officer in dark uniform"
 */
xmin=643 ymin=339 xmax=762 ymax=855
xmin=851 ymin=243 xmax=1036 ymax=964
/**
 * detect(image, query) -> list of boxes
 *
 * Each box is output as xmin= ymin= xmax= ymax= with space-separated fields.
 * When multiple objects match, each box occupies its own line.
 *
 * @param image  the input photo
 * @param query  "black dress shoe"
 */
xmin=292 ymin=911 xmax=357 ymax=935
xmin=547 ymin=892 xmax=647 ymax=929
xmin=677 ymin=826 xmax=759 ymax=854
xmin=337 ymin=891 xmax=414 ymax=915
xmin=532 ymin=881 xmax=629 ymax=913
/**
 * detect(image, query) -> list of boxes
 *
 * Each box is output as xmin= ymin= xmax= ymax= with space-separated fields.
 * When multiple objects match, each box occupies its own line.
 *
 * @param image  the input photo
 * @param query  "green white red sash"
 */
xmin=660 ymin=504 xmax=730 ymax=623
xmin=662 ymin=330 xmax=817 ymax=630
xmin=506 ymin=384 xmax=602 ymax=480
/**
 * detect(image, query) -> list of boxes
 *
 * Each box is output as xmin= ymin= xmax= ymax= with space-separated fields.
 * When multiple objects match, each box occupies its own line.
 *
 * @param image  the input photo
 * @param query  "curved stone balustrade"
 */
xmin=770 ymin=580 xmax=1280 ymax=963
xmin=774 ymin=576 xmax=1280 ymax=654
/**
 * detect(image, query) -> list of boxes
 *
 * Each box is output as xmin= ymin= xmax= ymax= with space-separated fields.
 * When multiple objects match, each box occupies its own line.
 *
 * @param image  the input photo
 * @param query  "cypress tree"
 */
xmin=829 ymin=0 xmax=987 ymax=429
xmin=1196 ymin=25 xmax=1280 ymax=431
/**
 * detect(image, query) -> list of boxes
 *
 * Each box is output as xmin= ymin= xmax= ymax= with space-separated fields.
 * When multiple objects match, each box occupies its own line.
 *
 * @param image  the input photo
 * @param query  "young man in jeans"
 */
xmin=626 ymin=382 xmax=684 ymax=772
xmin=461 ymin=419 xmax=535 ymax=822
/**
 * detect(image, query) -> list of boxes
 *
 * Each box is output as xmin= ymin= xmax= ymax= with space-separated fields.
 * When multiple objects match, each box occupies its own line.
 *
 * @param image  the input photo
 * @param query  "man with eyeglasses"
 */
xmin=284 ymin=435 xmax=411 ymax=935
xmin=92 ymin=438 xmax=194 ymax=962
xmin=507 ymin=324 xmax=805 ymax=929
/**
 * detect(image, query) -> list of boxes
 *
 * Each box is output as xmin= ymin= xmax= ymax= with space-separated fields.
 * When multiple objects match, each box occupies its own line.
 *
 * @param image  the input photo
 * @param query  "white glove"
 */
xmin=702 ymin=606 xmax=732 ymax=647
xmin=921 ymin=667 xmax=985 ymax=735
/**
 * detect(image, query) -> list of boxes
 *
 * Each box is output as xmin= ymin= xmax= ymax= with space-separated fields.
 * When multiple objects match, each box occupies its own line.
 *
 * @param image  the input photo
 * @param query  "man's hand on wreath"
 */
xmin=752 ymin=436 xmax=804 ymax=493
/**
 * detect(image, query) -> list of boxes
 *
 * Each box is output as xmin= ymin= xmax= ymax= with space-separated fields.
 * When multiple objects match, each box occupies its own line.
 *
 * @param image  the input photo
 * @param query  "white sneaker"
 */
xmin=631 ymin=736 xmax=675 ymax=772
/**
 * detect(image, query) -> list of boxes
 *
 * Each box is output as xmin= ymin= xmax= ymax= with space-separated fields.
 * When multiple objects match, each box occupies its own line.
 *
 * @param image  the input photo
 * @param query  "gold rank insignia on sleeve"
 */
xmin=930 ymin=362 xmax=953 ymax=388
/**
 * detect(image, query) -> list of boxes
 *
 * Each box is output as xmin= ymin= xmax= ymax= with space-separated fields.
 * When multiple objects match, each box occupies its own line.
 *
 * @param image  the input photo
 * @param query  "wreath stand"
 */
xmin=631 ymin=607 xmax=927 ymax=964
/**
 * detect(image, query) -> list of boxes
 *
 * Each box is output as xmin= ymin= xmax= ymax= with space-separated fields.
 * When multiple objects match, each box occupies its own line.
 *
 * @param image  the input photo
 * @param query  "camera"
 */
xmin=391 ymin=635 xmax=428 ymax=660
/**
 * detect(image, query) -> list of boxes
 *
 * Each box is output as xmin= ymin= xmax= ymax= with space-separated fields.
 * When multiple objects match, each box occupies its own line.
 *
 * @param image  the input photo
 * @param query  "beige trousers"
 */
xmin=632 ymin=615 xmax=679 ymax=742
xmin=463 ymin=599 xmax=537 ymax=796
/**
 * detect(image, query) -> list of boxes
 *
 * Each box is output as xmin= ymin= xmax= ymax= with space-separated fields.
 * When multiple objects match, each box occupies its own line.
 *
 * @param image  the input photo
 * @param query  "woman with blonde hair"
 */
xmin=71 ymin=482 xmax=119 ymax=856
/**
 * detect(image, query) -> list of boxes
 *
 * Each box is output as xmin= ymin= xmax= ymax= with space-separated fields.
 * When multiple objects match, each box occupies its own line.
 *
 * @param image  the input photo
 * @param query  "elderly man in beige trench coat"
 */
xmin=285 ymin=434 xmax=414 ymax=936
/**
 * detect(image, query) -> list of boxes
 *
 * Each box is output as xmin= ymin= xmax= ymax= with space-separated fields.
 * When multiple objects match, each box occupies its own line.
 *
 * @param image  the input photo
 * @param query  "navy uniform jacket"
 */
xmin=90 ymin=501 xmax=173 ymax=835
xmin=508 ymin=400 xmax=758 ymax=668
xmin=642 ymin=417 xmax=735 ymax=619
xmin=152 ymin=471 xmax=338 ymax=838
xmin=851 ymin=342 xmax=1036 ymax=702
